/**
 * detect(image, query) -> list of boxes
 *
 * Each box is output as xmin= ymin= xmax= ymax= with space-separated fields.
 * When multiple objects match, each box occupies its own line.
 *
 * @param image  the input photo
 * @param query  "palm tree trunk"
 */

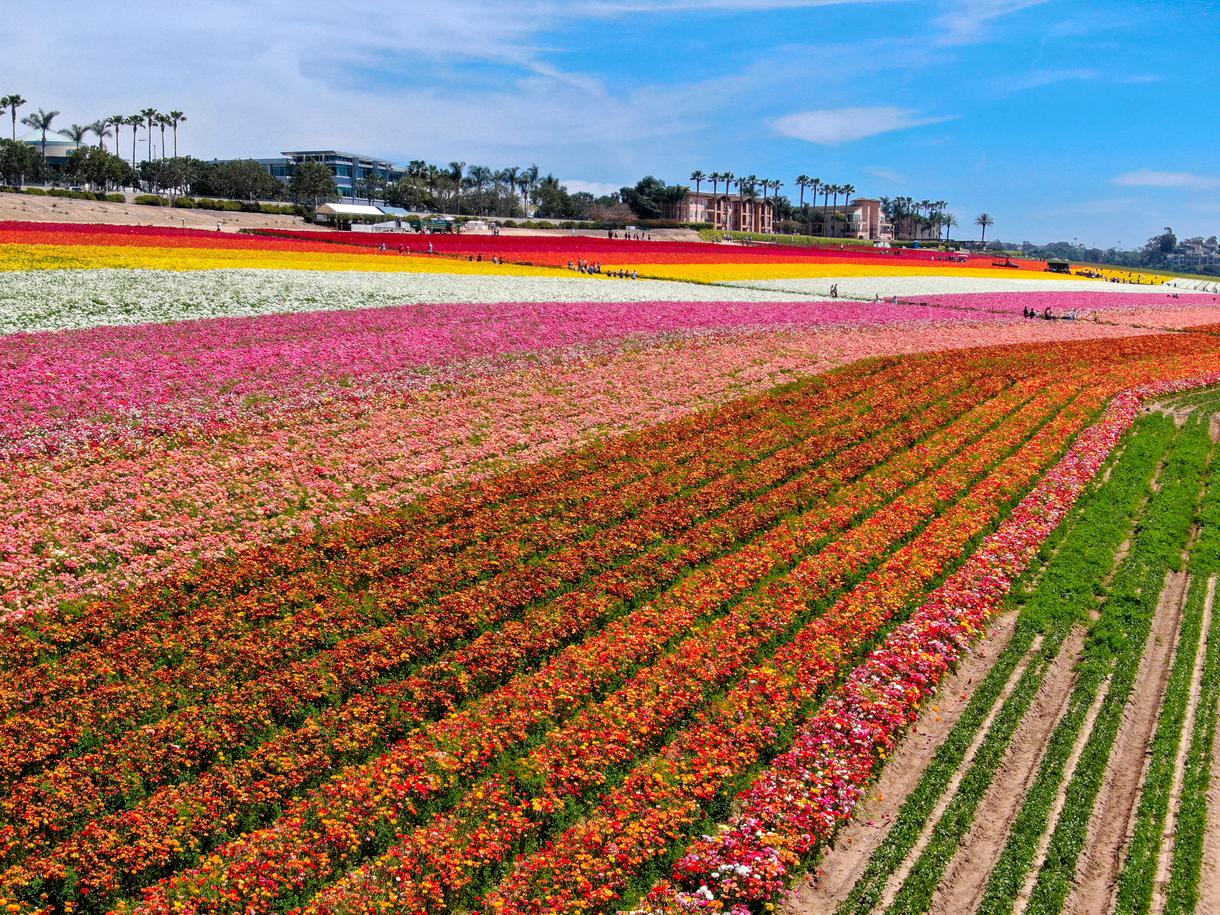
xmin=173 ymin=126 xmax=178 ymax=159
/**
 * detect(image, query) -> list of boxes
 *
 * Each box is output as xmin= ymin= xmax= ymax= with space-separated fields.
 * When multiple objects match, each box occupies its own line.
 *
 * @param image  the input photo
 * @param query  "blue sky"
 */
xmin=7 ymin=0 xmax=1219 ymax=246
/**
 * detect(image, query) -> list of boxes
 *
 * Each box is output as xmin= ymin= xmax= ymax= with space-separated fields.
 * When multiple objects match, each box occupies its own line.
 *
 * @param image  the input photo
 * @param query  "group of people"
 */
xmin=567 ymin=259 xmax=638 ymax=279
xmin=1022 ymin=306 xmax=1082 ymax=320
xmin=607 ymin=230 xmax=652 ymax=241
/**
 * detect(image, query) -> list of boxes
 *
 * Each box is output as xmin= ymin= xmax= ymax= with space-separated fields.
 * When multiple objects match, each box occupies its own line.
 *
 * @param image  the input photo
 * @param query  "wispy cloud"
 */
xmin=1004 ymin=67 xmax=1099 ymax=90
xmin=935 ymin=0 xmax=1050 ymax=46
xmin=770 ymin=107 xmax=953 ymax=144
xmin=1113 ymin=170 xmax=1220 ymax=191
xmin=866 ymin=166 xmax=907 ymax=183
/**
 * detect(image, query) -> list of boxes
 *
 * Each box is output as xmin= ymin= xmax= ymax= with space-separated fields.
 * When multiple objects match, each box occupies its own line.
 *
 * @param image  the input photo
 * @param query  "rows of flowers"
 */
xmin=0 ymin=360 xmax=979 ymax=905
xmin=2 ymin=361 xmax=917 ymax=799
xmin=644 ymin=369 xmax=1220 ymax=914
xmin=0 ymin=268 xmax=803 ymax=335
xmin=0 ymin=297 xmax=1018 ymax=456
xmin=2 ymin=315 xmax=1162 ymax=622
xmin=116 ymin=354 xmax=1044 ymax=914
xmin=246 ymin=227 xmax=1052 ymax=269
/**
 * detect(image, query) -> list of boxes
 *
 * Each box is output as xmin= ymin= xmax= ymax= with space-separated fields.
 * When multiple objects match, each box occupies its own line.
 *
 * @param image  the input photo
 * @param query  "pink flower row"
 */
xmin=647 ymin=370 xmax=1220 ymax=913
xmin=0 ymin=299 xmax=1016 ymax=457
xmin=0 ymin=319 xmax=1158 ymax=622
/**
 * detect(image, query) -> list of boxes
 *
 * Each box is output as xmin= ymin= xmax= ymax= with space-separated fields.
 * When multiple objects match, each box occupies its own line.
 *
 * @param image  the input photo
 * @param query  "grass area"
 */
xmin=832 ymin=415 xmax=1173 ymax=914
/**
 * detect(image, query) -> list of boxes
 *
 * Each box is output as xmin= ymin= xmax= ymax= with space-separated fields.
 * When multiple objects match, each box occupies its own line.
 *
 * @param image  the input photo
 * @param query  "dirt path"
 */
xmin=872 ymin=632 xmax=1046 ymax=911
xmin=1010 ymin=669 xmax=1112 ymax=913
xmin=781 ymin=611 xmax=1020 ymax=913
xmin=928 ymin=626 xmax=1087 ymax=914
xmin=1153 ymin=575 xmax=1217 ymax=913
xmin=1063 ymin=568 xmax=1191 ymax=915
xmin=0 ymin=190 xmax=323 ymax=231
xmin=1202 ymin=587 xmax=1220 ymax=915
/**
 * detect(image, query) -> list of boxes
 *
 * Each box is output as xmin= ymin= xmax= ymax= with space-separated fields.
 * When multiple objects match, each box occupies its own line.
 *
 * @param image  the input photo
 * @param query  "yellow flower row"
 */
xmin=0 ymin=244 xmax=576 ymax=277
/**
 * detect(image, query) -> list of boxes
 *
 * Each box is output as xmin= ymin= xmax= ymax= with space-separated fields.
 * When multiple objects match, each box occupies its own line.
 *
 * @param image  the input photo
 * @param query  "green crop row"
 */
xmin=980 ymin=416 xmax=1212 ymax=915
xmin=832 ymin=414 xmax=1176 ymax=915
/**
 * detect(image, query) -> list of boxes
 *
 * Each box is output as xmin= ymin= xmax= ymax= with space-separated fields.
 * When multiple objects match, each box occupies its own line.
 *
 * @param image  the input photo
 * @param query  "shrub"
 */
xmin=105 ymin=193 xmax=125 ymax=203
xmin=172 ymin=197 xmax=198 ymax=209
xmin=133 ymin=194 xmax=170 ymax=206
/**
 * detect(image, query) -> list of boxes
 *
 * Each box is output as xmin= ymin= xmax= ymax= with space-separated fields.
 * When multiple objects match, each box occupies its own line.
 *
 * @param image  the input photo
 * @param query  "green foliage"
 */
xmin=0 ymin=137 xmax=43 ymax=187
xmin=837 ymin=417 xmax=1173 ymax=915
xmin=288 ymin=161 xmax=337 ymax=208
xmin=619 ymin=175 xmax=687 ymax=220
xmin=133 ymin=193 xmax=169 ymax=206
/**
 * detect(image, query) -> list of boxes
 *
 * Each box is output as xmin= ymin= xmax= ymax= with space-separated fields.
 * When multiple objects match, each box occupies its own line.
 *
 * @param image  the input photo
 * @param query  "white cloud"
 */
xmin=1113 ymin=170 xmax=1220 ymax=192
xmin=560 ymin=179 xmax=624 ymax=195
xmin=935 ymin=0 xmax=1050 ymax=46
xmin=770 ymin=107 xmax=953 ymax=144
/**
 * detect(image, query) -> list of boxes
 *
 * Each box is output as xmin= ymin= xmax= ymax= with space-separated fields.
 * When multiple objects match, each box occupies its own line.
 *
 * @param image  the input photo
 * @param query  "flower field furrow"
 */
xmin=2 ymin=352 xmax=893 ymax=666
xmin=0 ymin=373 xmax=1023 ymax=907
xmin=114 ymin=358 xmax=1044 ymax=915
xmin=204 ymin=380 xmax=1063 ymax=915
xmin=0 ymin=362 xmax=881 ymax=718
xmin=0 ymin=359 xmax=958 ymax=799
xmin=0 ymin=322 xmax=1169 ymax=624
xmin=0 ymin=367 xmax=983 ymax=869
xmin=643 ymin=382 xmax=1180 ymax=913
xmin=6 ymin=218 xmax=1220 ymax=915
xmin=291 ymin=383 xmax=1081 ymax=915
xmin=467 ymin=387 xmax=1098 ymax=915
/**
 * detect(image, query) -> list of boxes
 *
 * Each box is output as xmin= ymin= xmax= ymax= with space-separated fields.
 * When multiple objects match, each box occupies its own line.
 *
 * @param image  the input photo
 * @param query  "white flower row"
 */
xmin=723 ymin=275 xmax=1209 ymax=299
xmin=0 ymin=268 xmax=799 ymax=335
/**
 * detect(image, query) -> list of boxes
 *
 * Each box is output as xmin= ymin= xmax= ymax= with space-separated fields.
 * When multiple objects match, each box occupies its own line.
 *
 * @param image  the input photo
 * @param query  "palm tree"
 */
xmin=690 ymin=170 xmax=705 ymax=194
xmin=155 ymin=113 xmax=172 ymax=161
xmin=87 ymin=120 xmax=111 ymax=150
xmin=841 ymin=183 xmax=855 ymax=209
xmin=139 ymin=108 xmax=158 ymax=162
xmin=500 ymin=165 xmax=519 ymax=199
xmin=708 ymin=171 xmax=721 ymax=196
xmin=107 ymin=115 xmax=126 ymax=156
xmin=516 ymin=173 xmax=532 ymax=212
xmin=168 ymin=111 xmax=186 ymax=157
xmin=21 ymin=108 xmax=60 ymax=162
xmin=722 ymin=171 xmax=736 ymax=196
xmin=795 ymin=175 xmax=810 ymax=208
xmin=125 ymin=114 xmax=143 ymax=167
xmin=828 ymin=184 xmax=841 ymax=236
xmin=975 ymin=212 xmax=995 ymax=245
xmin=58 ymin=123 xmax=89 ymax=147
xmin=3 ymin=94 xmax=26 ymax=140
xmin=942 ymin=213 xmax=958 ymax=243
xmin=521 ymin=163 xmax=539 ymax=208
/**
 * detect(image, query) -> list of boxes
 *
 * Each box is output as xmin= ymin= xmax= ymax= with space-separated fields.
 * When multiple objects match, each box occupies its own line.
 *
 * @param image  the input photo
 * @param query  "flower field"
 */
xmin=3 ymin=222 xmax=1220 ymax=914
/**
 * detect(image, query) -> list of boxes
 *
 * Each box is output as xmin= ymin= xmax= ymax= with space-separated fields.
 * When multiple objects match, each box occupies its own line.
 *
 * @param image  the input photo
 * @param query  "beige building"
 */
xmin=668 ymin=189 xmax=775 ymax=233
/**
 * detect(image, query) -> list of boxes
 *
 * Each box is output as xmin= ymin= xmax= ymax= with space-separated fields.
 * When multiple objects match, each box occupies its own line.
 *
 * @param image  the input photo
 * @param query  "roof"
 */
xmin=315 ymin=203 xmax=385 ymax=216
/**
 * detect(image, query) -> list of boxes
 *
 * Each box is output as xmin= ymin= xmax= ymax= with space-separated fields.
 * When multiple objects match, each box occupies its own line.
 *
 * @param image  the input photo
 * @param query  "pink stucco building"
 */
xmin=667 ymin=190 xmax=775 ymax=232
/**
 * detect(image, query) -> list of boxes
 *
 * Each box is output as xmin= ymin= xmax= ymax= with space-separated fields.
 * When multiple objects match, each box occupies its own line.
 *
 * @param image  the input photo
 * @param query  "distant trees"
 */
xmin=20 ymin=107 xmax=59 ymax=161
xmin=0 ymin=138 xmax=42 ymax=187
xmin=289 ymin=161 xmax=337 ymax=208
xmin=191 ymin=159 xmax=281 ymax=202
xmin=975 ymin=212 xmax=995 ymax=244
xmin=66 ymin=146 xmax=135 ymax=191
xmin=1 ymin=95 xmax=26 ymax=140
xmin=619 ymin=176 xmax=687 ymax=220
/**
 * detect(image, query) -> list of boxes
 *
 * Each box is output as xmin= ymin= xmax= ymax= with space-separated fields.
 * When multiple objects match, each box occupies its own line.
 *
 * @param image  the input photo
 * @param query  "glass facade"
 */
xmin=253 ymin=150 xmax=407 ymax=201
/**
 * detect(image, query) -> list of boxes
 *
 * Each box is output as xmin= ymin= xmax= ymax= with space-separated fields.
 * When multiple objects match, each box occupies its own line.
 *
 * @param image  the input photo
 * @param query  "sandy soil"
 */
xmin=1064 ymin=568 xmax=1191 ymax=915
xmin=929 ymin=626 xmax=1087 ymax=914
xmin=782 ymin=612 xmax=1021 ymax=913
xmin=1010 ymin=669 xmax=1112 ymax=912
xmin=1153 ymin=575 xmax=1216 ymax=912
xmin=0 ymin=191 xmax=323 ymax=231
